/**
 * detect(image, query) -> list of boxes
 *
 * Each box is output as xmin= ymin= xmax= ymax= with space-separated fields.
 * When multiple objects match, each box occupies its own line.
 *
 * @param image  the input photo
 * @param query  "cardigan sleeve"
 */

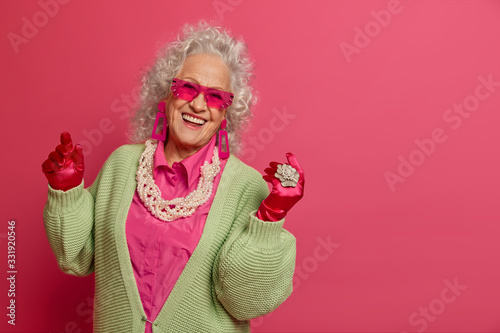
xmin=212 ymin=172 xmax=296 ymax=321
xmin=42 ymin=167 xmax=103 ymax=277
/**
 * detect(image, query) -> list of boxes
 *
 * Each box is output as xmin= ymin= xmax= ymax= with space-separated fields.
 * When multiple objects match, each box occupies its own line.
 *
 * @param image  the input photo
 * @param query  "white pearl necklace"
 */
xmin=136 ymin=138 xmax=221 ymax=222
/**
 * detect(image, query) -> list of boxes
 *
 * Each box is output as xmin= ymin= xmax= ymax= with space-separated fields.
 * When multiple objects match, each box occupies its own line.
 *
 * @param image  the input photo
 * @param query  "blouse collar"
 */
xmin=153 ymin=134 xmax=217 ymax=188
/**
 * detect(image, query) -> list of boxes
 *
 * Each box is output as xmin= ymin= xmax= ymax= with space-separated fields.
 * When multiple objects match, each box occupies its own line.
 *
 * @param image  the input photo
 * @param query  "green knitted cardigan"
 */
xmin=43 ymin=143 xmax=296 ymax=332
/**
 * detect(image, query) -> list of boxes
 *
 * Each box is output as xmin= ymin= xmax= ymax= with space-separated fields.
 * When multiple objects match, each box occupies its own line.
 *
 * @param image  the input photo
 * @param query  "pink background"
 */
xmin=1 ymin=0 xmax=500 ymax=332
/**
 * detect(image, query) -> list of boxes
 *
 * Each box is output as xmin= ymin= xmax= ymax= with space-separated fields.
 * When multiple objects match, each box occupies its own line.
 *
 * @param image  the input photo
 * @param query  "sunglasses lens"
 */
xmin=205 ymin=91 xmax=225 ymax=108
xmin=175 ymin=81 xmax=199 ymax=101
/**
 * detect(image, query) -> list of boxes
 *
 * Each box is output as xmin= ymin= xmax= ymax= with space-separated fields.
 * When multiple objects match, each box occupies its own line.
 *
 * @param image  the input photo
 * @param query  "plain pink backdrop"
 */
xmin=1 ymin=0 xmax=500 ymax=332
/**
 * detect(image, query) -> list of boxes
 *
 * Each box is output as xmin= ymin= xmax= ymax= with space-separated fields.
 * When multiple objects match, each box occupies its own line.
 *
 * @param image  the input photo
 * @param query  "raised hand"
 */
xmin=256 ymin=152 xmax=305 ymax=222
xmin=42 ymin=132 xmax=84 ymax=191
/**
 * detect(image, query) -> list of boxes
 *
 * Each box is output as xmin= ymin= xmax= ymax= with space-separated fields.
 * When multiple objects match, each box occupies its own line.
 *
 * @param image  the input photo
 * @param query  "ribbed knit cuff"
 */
xmin=46 ymin=180 xmax=85 ymax=214
xmin=247 ymin=210 xmax=285 ymax=248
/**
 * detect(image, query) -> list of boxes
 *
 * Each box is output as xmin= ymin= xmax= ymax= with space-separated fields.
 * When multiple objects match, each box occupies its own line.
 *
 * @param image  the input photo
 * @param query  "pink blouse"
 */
xmin=125 ymin=135 xmax=227 ymax=333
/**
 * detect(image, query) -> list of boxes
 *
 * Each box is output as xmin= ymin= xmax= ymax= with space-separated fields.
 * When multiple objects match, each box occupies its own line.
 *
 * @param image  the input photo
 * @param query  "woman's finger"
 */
xmin=55 ymin=132 xmax=73 ymax=157
xmin=41 ymin=158 xmax=57 ymax=173
xmin=60 ymin=132 xmax=72 ymax=145
xmin=286 ymin=152 xmax=304 ymax=178
xmin=55 ymin=142 xmax=73 ymax=157
xmin=48 ymin=151 xmax=65 ymax=167
xmin=264 ymin=167 xmax=277 ymax=176
xmin=72 ymin=144 xmax=85 ymax=171
xmin=263 ymin=174 xmax=281 ymax=187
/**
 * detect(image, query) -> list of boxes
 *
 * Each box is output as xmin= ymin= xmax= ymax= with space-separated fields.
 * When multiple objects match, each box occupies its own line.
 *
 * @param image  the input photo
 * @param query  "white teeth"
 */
xmin=182 ymin=114 xmax=206 ymax=125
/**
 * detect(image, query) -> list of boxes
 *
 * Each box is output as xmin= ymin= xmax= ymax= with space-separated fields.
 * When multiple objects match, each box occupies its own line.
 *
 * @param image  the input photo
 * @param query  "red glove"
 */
xmin=257 ymin=152 xmax=305 ymax=222
xmin=42 ymin=132 xmax=84 ymax=191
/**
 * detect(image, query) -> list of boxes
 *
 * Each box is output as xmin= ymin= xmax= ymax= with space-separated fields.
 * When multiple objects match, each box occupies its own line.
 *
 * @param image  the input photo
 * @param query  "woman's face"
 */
xmin=163 ymin=53 xmax=231 ymax=154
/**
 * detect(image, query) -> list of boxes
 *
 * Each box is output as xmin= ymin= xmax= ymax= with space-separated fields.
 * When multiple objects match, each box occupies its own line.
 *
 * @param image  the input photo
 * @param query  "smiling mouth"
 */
xmin=182 ymin=113 xmax=206 ymax=127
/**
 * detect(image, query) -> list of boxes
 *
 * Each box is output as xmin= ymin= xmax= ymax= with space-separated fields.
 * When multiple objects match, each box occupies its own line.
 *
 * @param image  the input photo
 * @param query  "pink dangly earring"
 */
xmin=218 ymin=119 xmax=229 ymax=159
xmin=151 ymin=101 xmax=167 ymax=141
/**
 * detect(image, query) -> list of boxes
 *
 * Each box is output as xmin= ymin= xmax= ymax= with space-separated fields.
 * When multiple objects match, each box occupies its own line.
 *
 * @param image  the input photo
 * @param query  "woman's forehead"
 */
xmin=177 ymin=54 xmax=231 ymax=90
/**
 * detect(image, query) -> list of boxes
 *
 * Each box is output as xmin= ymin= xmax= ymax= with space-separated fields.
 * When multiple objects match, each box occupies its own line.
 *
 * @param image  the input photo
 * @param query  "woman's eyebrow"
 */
xmin=184 ymin=76 xmax=225 ymax=91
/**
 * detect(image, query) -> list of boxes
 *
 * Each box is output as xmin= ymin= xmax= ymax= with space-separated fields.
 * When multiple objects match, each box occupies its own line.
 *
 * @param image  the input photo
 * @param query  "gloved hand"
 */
xmin=42 ymin=132 xmax=84 ymax=191
xmin=256 ymin=152 xmax=305 ymax=222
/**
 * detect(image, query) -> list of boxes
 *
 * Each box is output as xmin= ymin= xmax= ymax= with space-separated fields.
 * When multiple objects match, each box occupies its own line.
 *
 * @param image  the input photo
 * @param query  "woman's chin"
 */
xmin=172 ymin=134 xmax=206 ymax=151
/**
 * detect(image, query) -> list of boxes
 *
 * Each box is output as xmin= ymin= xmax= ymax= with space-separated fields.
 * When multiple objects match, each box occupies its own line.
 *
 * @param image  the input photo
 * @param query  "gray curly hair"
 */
xmin=128 ymin=21 xmax=256 ymax=155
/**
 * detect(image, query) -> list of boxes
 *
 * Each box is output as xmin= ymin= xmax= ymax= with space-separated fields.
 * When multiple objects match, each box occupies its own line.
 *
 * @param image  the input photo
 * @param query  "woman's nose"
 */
xmin=190 ymin=93 xmax=207 ymax=112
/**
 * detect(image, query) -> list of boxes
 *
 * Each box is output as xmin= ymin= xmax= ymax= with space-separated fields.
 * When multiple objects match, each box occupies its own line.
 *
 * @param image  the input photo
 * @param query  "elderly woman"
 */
xmin=42 ymin=22 xmax=304 ymax=332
